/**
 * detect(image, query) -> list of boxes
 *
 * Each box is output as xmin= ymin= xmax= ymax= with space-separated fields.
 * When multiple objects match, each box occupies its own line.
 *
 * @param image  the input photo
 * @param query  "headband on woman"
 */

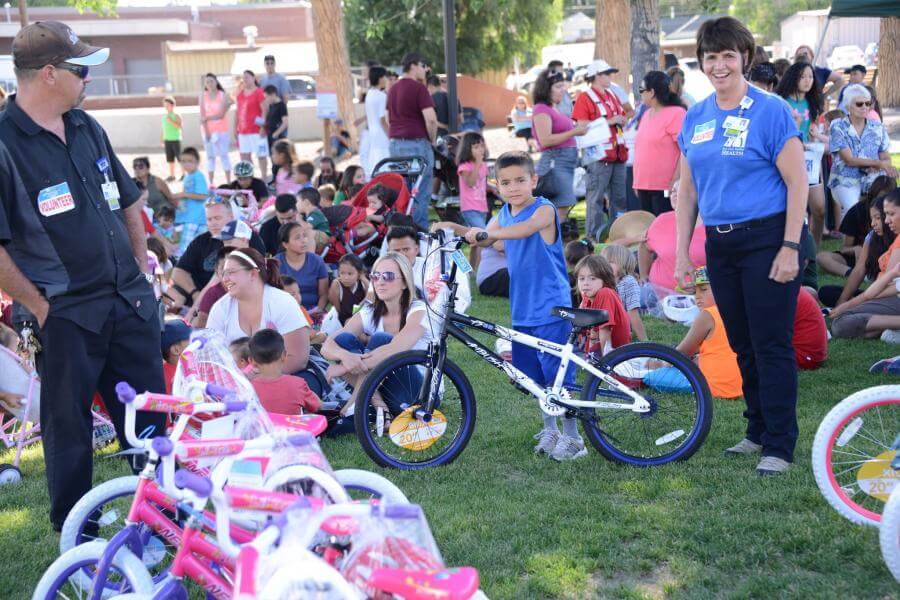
xmin=229 ymin=250 xmax=259 ymax=270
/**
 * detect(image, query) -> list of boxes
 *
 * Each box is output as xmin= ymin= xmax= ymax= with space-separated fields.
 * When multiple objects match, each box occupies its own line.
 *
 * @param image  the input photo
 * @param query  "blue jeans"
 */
xmin=334 ymin=332 xmax=424 ymax=414
xmin=389 ymin=137 xmax=433 ymax=229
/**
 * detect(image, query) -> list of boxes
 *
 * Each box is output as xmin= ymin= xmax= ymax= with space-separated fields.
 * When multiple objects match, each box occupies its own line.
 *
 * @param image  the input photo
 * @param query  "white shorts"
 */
xmin=238 ymin=133 xmax=269 ymax=157
xmin=204 ymin=132 xmax=232 ymax=173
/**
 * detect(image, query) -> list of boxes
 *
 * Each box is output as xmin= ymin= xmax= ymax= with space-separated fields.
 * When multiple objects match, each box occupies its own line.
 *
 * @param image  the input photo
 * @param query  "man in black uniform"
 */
xmin=0 ymin=21 xmax=164 ymax=530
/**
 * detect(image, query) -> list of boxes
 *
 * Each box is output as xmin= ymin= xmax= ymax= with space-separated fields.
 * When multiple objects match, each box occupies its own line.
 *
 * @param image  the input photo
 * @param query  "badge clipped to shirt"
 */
xmin=691 ymin=119 xmax=716 ymax=144
xmin=96 ymin=157 xmax=121 ymax=211
xmin=37 ymin=182 xmax=76 ymax=217
xmin=722 ymin=116 xmax=750 ymax=138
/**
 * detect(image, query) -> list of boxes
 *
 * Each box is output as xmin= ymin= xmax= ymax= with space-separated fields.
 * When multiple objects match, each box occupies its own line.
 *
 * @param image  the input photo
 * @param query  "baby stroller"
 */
xmin=320 ymin=166 xmax=417 ymax=267
xmin=0 ymin=326 xmax=115 ymax=485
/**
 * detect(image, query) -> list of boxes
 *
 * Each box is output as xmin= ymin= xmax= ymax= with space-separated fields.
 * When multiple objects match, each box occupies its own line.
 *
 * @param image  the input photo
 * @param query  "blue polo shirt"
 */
xmin=0 ymin=94 xmax=156 ymax=333
xmin=678 ymin=84 xmax=800 ymax=226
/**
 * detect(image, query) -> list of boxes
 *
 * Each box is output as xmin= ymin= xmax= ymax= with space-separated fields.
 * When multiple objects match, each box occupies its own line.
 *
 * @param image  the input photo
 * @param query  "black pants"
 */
xmin=636 ymin=189 xmax=672 ymax=216
xmin=36 ymin=296 xmax=165 ymax=529
xmin=478 ymin=269 xmax=510 ymax=297
xmin=705 ymin=214 xmax=802 ymax=462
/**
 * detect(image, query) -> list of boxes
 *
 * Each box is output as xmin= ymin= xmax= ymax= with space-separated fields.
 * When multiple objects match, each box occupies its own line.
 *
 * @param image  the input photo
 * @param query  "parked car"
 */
xmin=828 ymin=45 xmax=865 ymax=70
xmin=287 ymin=75 xmax=316 ymax=100
xmin=505 ymin=65 xmax=543 ymax=93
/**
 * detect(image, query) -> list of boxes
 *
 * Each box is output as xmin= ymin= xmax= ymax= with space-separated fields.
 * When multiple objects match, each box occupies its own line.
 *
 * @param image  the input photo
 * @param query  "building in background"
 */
xmin=0 ymin=2 xmax=314 ymax=96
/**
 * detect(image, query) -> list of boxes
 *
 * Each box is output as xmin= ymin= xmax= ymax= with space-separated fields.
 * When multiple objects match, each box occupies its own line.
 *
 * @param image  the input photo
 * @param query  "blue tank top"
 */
xmin=498 ymin=197 xmax=571 ymax=326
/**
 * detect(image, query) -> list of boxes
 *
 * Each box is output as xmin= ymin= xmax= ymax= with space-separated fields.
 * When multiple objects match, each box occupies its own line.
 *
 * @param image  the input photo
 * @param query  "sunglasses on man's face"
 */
xmin=854 ymin=101 xmax=872 ymax=108
xmin=56 ymin=63 xmax=89 ymax=79
xmin=370 ymin=271 xmax=398 ymax=282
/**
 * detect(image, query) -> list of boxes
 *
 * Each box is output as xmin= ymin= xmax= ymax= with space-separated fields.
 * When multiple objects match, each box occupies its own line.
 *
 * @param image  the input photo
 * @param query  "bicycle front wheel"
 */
xmin=354 ymin=350 xmax=476 ymax=469
xmin=811 ymin=385 xmax=900 ymax=526
xmin=580 ymin=342 xmax=713 ymax=466
xmin=880 ymin=485 xmax=900 ymax=582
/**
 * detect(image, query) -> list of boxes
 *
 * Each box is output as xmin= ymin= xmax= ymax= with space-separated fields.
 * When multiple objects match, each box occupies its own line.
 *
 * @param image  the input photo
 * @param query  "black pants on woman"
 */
xmin=705 ymin=213 xmax=803 ymax=462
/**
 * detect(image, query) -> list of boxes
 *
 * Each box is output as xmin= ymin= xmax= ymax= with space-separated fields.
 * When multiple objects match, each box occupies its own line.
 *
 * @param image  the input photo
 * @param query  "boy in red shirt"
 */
xmin=249 ymin=328 xmax=320 ymax=415
xmin=573 ymin=254 xmax=631 ymax=353
xmin=794 ymin=287 xmax=827 ymax=370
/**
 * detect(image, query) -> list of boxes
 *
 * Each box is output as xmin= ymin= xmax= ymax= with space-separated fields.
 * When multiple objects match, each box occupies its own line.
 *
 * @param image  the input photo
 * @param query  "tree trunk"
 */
xmin=630 ymin=0 xmax=660 ymax=101
xmin=17 ymin=0 xmax=27 ymax=27
xmin=877 ymin=17 xmax=900 ymax=108
xmin=594 ymin=0 xmax=631 ymax=92
xmin=310 ymin=0 xmax=357 ymax=153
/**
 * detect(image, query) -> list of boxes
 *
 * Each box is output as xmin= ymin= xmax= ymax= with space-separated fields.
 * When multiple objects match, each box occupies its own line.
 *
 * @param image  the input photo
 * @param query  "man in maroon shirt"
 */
xmin=387 ymin=52 xmax=438 ymax=229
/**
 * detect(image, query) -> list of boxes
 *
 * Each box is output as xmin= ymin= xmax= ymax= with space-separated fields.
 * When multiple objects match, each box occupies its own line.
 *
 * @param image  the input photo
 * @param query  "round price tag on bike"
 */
xmin=855 ymin=449 xmax=899 ymax=502
xmin=388 ymin=407 xmax=447 ymax=451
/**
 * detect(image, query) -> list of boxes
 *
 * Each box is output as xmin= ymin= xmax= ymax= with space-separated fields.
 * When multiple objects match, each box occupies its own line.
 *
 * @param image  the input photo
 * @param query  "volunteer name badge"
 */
xmin=691 ymin=120 xmax=715 ymax=144
xmin=37 ymin=182 xmax=75 ymax=217
xmin=97 ymin=157 xmax=121 ymax=210
xmin=722 ymin=116 xmax=750 ymax=137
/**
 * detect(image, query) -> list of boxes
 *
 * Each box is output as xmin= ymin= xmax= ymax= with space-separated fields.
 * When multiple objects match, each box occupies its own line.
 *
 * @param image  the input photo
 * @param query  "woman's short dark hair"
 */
xmin=368 ymin=66 xmax=387 ymax=87
xmin=643 ymin=70 xmax=685 ymax=109
xmin=695 ymin=16 xmax=755 ymax=73
xmin=532 ymin=68 xmax=562 ymax=107
xmin=776 ymin=62 xmax=824 ymax=123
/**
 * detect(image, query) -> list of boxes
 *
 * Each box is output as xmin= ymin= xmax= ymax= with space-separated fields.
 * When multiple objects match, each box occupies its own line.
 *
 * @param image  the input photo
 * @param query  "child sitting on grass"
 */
xmin=328 ymin=254 xmax=369 ymax=326
xmin=463 ymin=151 xmax=582 ymax=461
xmin=249 ymin=328 xmax=320 ymax=415
xmin=298 ymin=187 xmax=331 ymax=252
xmin=154 ymin=205 xmax=180 ymax=249
xmin=669 ymin=267 xmax=742 ymax=399
xmin=318 ymin=184 xmax=336 ymax=208
xmin=292 ymin=160 xmax=316 ymax=191
xmin=229 ymin=337 xmax=252 ymax=373
xmin=161 ymin=320 xmax=192 ymax=394
xmin=573 ymin=255 xmax=631 ymax=355
xmin=564 ymin=239 xmax=594 ymax=305
xmin=600 ymin=244 xmax=648 ymax=341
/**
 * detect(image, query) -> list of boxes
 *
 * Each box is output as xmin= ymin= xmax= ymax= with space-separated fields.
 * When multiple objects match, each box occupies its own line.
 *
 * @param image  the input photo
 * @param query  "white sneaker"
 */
xmin=724 ymin=438 xmax=763 ymax=455
xmin=756 ymin=456 xmax=791 ymax=476
xmin=549 ymin=435 xmax=588 ymax=462
xmin=881 ymin=330 xmax=900 ymax=344
xmin=533 ymin=429 xmax=560 ymax=455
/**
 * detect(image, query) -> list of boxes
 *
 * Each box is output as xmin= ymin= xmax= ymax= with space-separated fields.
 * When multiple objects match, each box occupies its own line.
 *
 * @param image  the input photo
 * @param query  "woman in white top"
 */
xmin=206 ymin=248 xmax=311 ymax=373
xmin=322 ymin=253 xmax=432 ymax=414
xmin=363 ymin=66 xmax=390 ymax=177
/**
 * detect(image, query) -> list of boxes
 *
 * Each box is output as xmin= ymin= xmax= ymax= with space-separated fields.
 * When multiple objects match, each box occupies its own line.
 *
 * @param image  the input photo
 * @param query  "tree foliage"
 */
xmin=344 ymin=0 xmax=564 ymax=74
xmin=21 ymin=0 xmax=118 ymax=16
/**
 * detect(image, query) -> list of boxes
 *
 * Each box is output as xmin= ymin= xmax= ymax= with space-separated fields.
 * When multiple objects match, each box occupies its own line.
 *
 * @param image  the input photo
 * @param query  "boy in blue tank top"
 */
xmin=464 ymin=151 xmax=585 ymax=461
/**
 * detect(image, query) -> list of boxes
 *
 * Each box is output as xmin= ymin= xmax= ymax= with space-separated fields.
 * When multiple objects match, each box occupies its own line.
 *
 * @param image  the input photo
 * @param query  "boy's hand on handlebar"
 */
xmin=465 ymin=228 xmax=487 ymax=245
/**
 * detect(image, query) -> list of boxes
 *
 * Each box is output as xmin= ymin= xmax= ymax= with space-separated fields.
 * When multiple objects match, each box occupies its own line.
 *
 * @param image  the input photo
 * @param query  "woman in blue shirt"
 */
xmin=275 ymin=222 xmax=329 ymax=314
xmin=674 ymin=17 xmax=809 ymax=476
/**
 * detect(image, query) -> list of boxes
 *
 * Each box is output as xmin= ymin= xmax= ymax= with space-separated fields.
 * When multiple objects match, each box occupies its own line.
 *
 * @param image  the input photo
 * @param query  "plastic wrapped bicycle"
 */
xmin=352 ymin=233 xmax=713 ymax=469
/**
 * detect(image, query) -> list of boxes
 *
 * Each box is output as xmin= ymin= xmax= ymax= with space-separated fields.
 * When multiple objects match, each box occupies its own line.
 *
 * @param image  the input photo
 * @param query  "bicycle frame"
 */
xmin=417 ymin=238 xmax=651 ymax=417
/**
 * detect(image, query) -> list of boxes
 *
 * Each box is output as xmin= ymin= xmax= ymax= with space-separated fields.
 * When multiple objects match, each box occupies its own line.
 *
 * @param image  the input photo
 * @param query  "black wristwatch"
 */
xmin=782 ymin=240 xmax=801 ymax=251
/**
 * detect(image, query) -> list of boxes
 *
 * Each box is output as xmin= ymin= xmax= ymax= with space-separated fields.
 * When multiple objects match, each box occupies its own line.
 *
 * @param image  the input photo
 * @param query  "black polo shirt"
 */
xmin=175 ymin=231 xmax=267 ymax=291
xmin=0 ymin=94 xmax=156 ymax=333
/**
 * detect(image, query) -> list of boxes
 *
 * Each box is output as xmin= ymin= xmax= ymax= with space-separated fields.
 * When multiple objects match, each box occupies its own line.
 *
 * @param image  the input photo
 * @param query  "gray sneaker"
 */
xmin=724 ymin=438 xmax=763 ymax=455
xmin=756 ymin=456 xmax=791 ymax=476
xmin=881 ymin=329 xmax=900 ymax=344
xmin=550 ymin=435 xmax=588 ymax=462
xmin=533 ymin=429 xmax=560 ymax=455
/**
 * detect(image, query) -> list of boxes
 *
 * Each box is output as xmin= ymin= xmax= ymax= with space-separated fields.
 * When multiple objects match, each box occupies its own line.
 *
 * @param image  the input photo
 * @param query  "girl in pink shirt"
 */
xmin=271 ymin=140 xmax=301 ymax=196
xmin=456 ymin=132 xmax=490 ymax=269
xmin=633 ymin=71 xmax=687 ymax=216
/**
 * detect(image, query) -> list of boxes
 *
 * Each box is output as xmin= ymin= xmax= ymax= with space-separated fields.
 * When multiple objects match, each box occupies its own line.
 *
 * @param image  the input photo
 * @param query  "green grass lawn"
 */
xmin=4 ymin=239 xmax=900 ymax=598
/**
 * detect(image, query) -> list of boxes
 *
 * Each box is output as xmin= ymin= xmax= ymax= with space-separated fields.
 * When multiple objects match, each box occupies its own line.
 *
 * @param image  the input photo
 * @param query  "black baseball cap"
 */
xmin=401 ymin=52 xmax=428 ymax=71
xmin=845 ymin=64 xmax=866 ymax=75
xmin=13 ymin=21 xmax=108 ymax=69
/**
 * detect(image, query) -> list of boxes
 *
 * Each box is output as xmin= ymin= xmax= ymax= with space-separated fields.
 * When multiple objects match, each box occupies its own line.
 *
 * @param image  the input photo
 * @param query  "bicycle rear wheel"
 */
xmin=580 ymin=342 xmax=713 ymax=466
xmin=354 ymin=350 xmax=476 ymax=469
xmin=811 ymin=385 xmax=900 ymax=526
xmin=880 ymin=484 xmax=900 ymax=582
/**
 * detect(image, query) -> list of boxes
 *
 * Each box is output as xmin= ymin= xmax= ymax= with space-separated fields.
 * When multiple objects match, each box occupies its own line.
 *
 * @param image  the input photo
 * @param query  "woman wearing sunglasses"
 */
xmin=321 ymin=253 xmax=434 ymax=420
xmin=828 ymin=84 xmax=898 ymax=221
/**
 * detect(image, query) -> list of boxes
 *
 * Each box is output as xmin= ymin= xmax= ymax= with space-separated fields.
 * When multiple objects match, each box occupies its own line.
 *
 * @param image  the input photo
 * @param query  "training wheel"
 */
xmin=0 ymin=464 xmax=22 ymax=485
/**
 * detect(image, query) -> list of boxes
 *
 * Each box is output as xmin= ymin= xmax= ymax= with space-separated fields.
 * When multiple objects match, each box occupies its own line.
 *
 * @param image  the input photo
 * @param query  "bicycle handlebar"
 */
xmin=174 ymin=469 xmax=214 ymax=499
